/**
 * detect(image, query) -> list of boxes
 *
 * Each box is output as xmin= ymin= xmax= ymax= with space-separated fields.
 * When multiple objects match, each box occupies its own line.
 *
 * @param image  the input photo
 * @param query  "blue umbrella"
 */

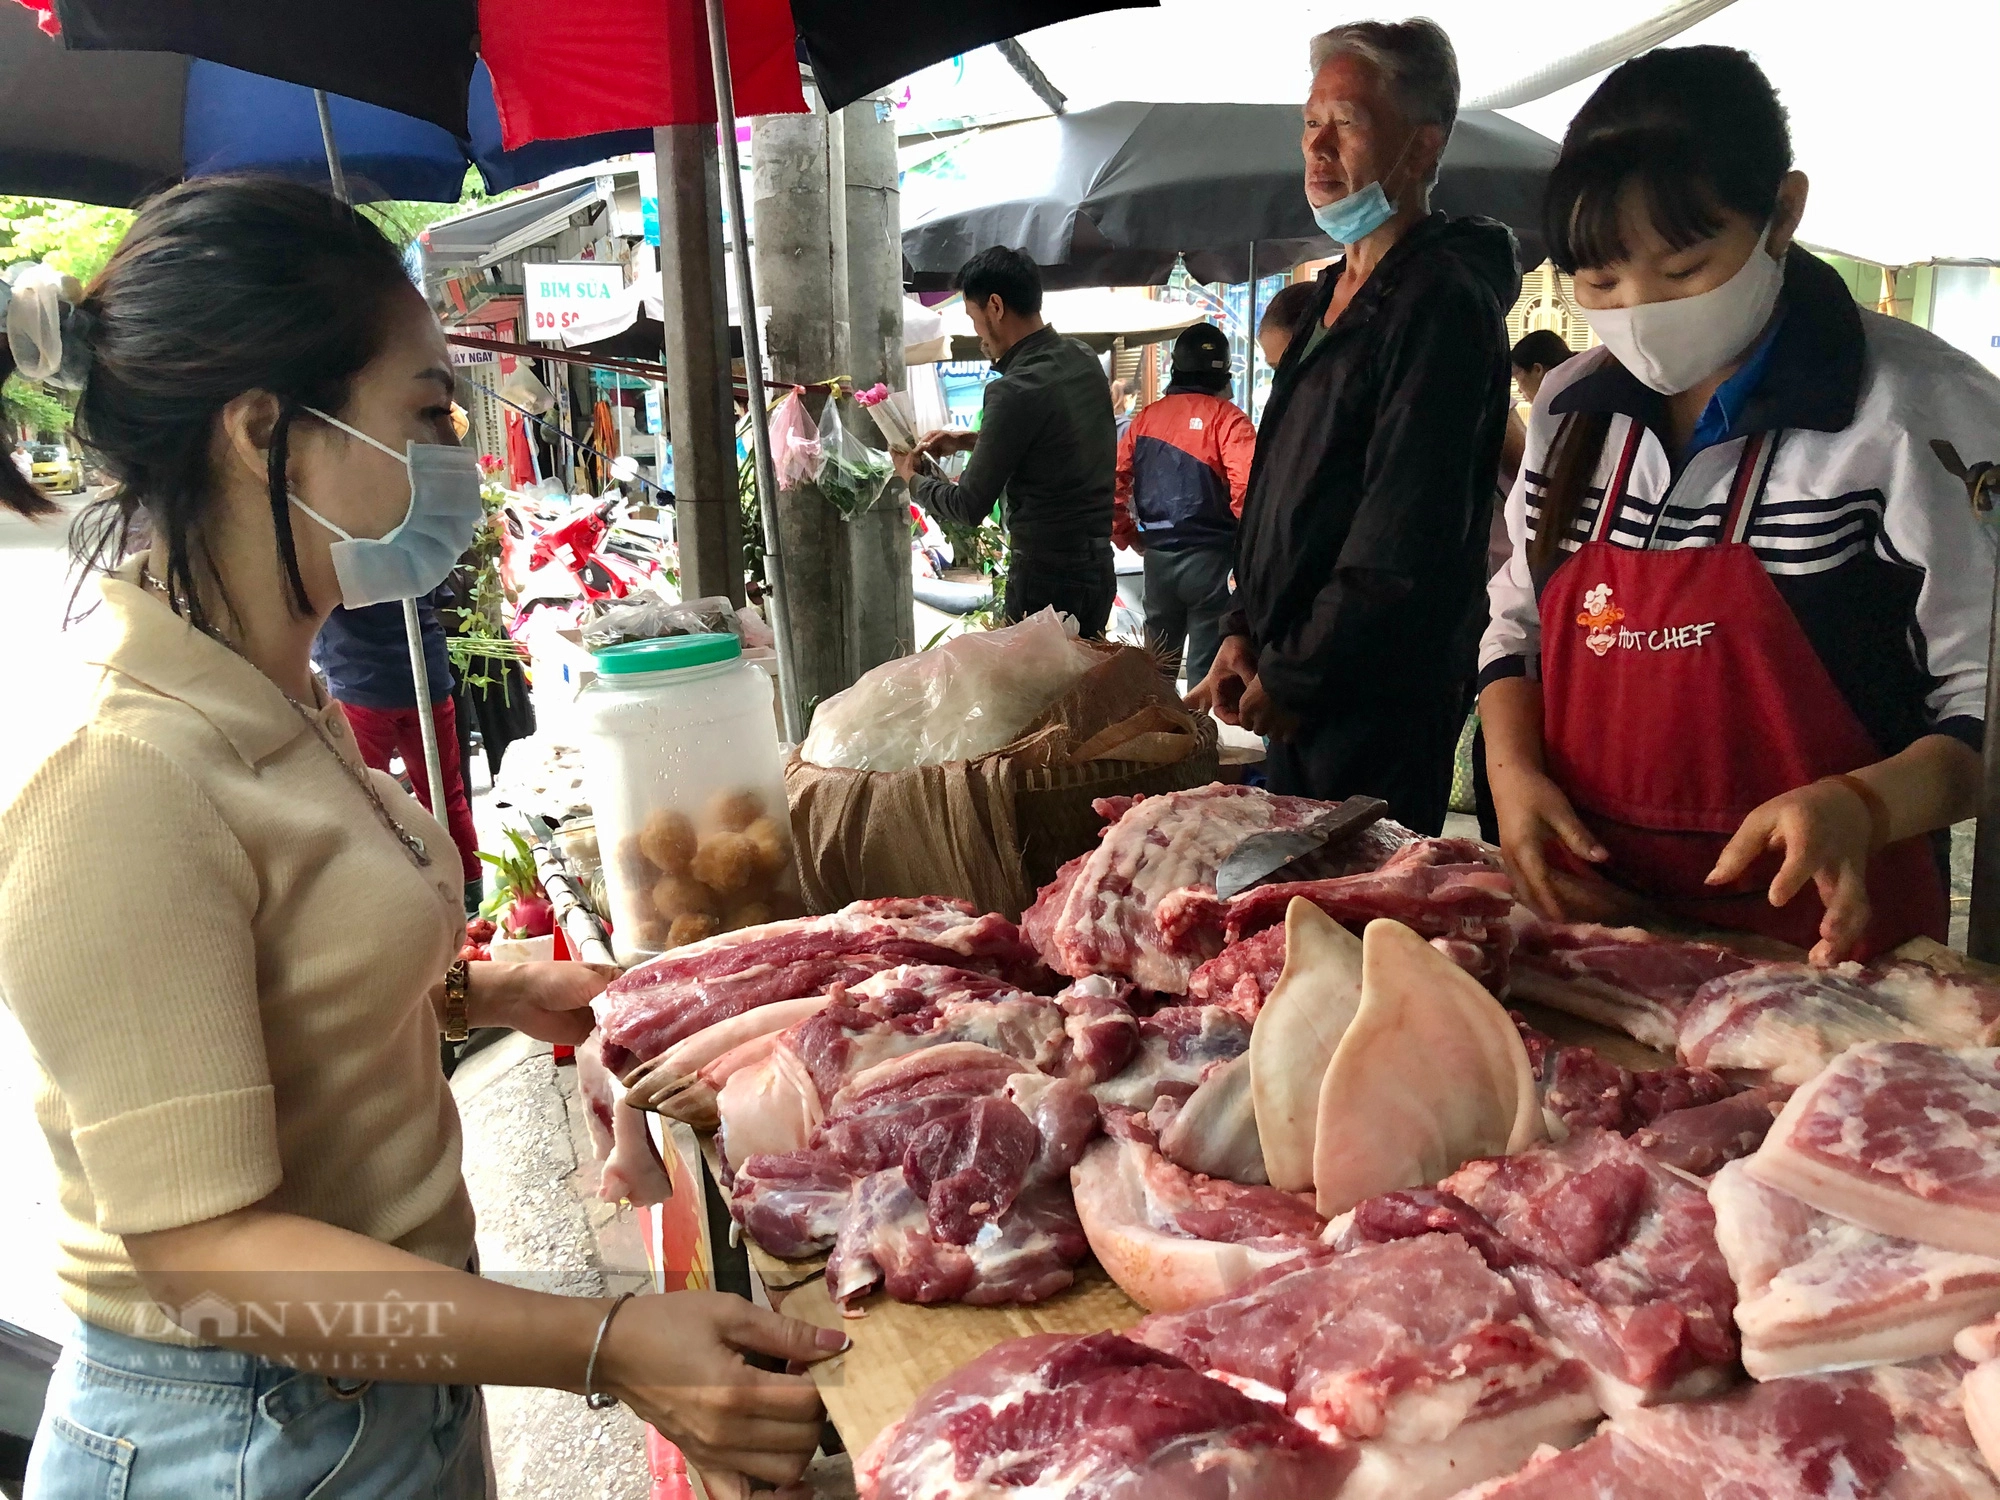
xmin=0 ymin=3 xmax=650 ymax=206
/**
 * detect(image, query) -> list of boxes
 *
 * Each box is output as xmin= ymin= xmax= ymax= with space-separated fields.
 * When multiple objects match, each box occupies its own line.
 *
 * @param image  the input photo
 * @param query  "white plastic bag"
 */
xmin=500 ymin=361 xmax=554 ymax=416
xmin=800 ymin=608 xmax=1100 ymax=772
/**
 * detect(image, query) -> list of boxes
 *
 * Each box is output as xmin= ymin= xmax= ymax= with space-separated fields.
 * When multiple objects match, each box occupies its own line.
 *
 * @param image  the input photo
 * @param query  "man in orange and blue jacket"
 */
xmin=1113 ymin=323 xmax=1257 ymax=683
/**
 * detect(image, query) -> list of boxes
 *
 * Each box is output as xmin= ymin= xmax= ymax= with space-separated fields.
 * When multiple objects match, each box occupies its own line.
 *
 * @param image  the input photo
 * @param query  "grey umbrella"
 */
xmin=903 ymin=101 xmax=1558 ymax=290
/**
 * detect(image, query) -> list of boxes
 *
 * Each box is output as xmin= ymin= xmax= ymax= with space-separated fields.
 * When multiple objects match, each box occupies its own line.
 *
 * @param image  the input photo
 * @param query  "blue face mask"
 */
xmin=1308 ymin=134 xmax=1417 ymax=246
xmin=288 ymin=408 xmax=485 ymax=609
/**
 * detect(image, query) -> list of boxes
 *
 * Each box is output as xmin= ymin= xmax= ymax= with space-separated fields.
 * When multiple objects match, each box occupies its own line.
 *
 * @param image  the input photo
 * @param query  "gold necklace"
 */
xmin=139 ymin=569 xmax=434 ymax=870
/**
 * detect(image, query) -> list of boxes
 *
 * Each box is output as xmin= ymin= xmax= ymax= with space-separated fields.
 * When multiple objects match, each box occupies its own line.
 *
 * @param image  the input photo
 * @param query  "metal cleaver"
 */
xmin=1213 ymin=796 xmax=1391 ymax=900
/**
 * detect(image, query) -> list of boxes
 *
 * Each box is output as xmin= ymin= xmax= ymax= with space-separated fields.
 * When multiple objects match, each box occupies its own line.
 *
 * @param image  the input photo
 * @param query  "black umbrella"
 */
xmin=902 ymin=101 xmax=1558 ymax=290
xmin=47 ymin=0 xmax=1159 ymax=120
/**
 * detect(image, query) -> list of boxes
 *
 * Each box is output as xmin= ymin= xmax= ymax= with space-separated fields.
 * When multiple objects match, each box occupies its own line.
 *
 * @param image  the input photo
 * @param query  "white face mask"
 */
xmin=1577 ymin=225 xmax=1785 ymax=395
xmin=288 ymin=408 xmax=484 ymax=609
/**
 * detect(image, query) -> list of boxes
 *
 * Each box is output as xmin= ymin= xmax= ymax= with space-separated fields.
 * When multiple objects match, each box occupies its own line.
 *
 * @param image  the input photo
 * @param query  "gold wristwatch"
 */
xmin=443 ymin=958 xmax=471 ymax=1043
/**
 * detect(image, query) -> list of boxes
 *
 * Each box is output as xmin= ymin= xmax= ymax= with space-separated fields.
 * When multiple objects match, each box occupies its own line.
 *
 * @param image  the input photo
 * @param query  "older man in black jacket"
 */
xmin=895 ymin=247 xmax=1117 ymax=635
xmin=1189 ymin=18 xmax=1518 ymax=834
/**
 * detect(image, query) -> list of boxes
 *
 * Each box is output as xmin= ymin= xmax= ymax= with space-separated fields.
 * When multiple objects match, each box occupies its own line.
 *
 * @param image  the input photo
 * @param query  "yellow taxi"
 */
xmin=25 ymin=443 xmax=82 ymax=494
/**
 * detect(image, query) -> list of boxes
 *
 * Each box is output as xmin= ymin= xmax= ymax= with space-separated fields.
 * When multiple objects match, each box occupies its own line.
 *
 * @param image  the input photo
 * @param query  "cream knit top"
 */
xmin=0 ymin=562 xmax=475 ymax=1344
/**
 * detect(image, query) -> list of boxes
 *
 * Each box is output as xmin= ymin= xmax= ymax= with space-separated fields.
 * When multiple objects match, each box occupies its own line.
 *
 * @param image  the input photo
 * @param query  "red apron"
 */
xmin=1540 ymin=425 xmax=1947 ymax=955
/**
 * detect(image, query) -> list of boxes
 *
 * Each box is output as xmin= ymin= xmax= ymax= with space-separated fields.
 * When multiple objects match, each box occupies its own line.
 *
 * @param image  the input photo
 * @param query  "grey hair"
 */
xmin=1309 ymin=18 xmax=1461 ymax=155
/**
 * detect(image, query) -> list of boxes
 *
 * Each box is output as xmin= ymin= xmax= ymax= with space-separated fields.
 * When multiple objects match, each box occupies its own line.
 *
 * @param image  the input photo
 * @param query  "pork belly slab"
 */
xmin=1508 ymin=921 xmax=1758 ymax=1052
xmin=1070 ymin=1117 xmax=1322 ymax=1314
xmin=1710 ymin=1159 xmax=2000 ymax=1378
xmin=1746 ymin=1041 xmax=2000 ymax=1258
xmin=1680 ymin=961 xmax=2000 ymax=1085
xmin=1460 ymin=1357 xmax=2000 ymax=1499
xmin=856 ymin=1331 xmax=1346 ymax=1500
xmin=594 ymin=896 xmax=1046 ymax=1073
xmin=1135 ymin=1234 xmax=1600 ymax=1500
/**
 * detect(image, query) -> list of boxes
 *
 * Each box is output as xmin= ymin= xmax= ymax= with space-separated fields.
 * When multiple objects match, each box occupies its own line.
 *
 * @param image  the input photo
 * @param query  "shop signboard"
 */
xmin=524 ymin=262 xmax=624 ymax=342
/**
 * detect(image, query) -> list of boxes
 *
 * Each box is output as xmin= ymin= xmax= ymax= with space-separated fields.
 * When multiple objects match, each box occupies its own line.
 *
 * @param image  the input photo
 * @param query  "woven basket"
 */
xmin=1013 ymin=713 xmax=1222 ymax=894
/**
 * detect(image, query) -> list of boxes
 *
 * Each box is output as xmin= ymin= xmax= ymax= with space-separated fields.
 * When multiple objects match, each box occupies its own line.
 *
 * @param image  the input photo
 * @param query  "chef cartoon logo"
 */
xmin=1576 ymin=583 xmax=1625 ymax=658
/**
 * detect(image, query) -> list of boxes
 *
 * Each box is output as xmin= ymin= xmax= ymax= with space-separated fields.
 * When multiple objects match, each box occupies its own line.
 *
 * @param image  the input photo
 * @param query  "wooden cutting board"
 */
xmin=782 ymin=1263 xmax=1145 ymax=1457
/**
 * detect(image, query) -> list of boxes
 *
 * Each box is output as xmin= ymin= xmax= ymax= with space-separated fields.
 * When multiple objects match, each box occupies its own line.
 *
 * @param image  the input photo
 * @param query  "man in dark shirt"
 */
xmin=893 ymin=247 xmax=1117 ymax=635
xmin=1187 ymin=18 xmax=1517 ymax=834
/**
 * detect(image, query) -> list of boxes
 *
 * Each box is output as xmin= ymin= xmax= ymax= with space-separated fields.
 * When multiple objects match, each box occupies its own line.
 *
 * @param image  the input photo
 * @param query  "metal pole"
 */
xmin=312 ymin=90 xmax=349 ymax=203
xmin=1244 ymin=241 xmax=1259 ymax=416
xmin=1967 ymin=561 xmax=2000 ymax=960
xmin=703 ymin=0 xmax=803 ymax=744
xmin=314 ymin=89 xmax=451 ymax=823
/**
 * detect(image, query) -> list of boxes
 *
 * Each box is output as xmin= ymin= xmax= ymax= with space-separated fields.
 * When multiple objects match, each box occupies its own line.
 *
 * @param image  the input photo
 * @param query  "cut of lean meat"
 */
xmin=1681 ymin=962 xmax=2000 ymax=1084
xmin=1709 ymin=1159 xmax=2000 ymax=1379
xmin=854 ymin=1331 xmax=1346 ymax=1500
xmin=1747 ymin=1042 xmax=2000 ymax=1258
xmin=1089 ymin=1004 xmax=1252 ymax=1111
xmin=1134 ymin=1235 xmax=1600 ymax=1500
xmin=1071 ymin=1112 xmax=1323 ymax=1313
xmin=1509 ymin=922 xmax=1758 ymax=1053
xmin=1346 ymin=1129 xmax=1740 ymax=1411
xmin=1460 ymin=1357 xmax=2000 ymax=1499
xmin=594 ymin=897 xmax=1046 ymax=1074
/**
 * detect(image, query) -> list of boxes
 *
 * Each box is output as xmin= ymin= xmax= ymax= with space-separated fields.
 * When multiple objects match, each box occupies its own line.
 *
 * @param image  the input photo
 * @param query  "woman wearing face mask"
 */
xmin=0 ymin=179 xmax=839 ymax=1499
xmin=1480 ymin=47 xmax=2000 ymax=964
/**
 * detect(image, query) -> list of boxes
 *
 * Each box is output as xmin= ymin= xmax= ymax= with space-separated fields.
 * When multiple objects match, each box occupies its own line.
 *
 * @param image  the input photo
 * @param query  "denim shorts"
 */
xmin=25 ymin=1316 xmax=492 ymax=1500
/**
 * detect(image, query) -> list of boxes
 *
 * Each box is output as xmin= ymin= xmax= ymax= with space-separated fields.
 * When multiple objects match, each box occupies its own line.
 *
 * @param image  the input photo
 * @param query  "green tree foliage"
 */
xmin=0 ymin=197 xmax=133 ymax=284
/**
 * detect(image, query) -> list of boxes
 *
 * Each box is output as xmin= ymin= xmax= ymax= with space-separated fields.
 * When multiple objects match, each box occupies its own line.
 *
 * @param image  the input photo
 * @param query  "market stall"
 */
xmin=511 ymin=595 xmax=2000 ymax=1497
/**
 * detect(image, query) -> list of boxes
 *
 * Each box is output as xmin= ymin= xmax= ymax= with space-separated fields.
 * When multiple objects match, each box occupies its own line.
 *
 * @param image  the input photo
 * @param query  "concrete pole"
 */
xmin=841 ymin=94 xmax=915 ymax=675
xmin=655 ymin=122 xmax=746 ymax=606
xmin=753 ymin=95 xmax=853 ymax=725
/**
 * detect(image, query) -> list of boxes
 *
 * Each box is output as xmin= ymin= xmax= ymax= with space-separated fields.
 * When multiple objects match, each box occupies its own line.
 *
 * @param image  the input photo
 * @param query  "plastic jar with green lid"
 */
xmin=577 ymin=633 xmax=799 ymax=965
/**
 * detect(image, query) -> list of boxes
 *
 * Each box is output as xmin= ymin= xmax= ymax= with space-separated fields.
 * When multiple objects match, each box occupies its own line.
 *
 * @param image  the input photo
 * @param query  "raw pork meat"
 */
xmin=1184 ymin=924 xmax=1288 ymax=1016
xmin=1680 ymin=961 xmax=2000 ymax=1085
xmin=633 ymin=994 xmax=833 ymax=1127
xmin=1313 ymin=920 xmax=1543 ymax=1217
xmin=855 ymin=1331 xmax=1344 ymax=1500
xmin=714 ymin=967 xmax=1134 ymax=1169
xmin=1631 ymin=1083 xmax=1791 ymax=1175
xmin=1514 ymin=1017 xmax=1735 ymax=1137
xmin=1153 ymin=845 xmax=1517 ymax=997
xmin=1462 ymin=1357 xmax=1999 ymax=1499
xmin=1157 ymin=1053 xmax=1266 ymax=1184
xmin=1748 ymin=1041 xmax=2000 ymax=1257
xmin=1070 ymin=1114 xmax=1323 ymax=1313
xmin=1348 ymin=1128 xmax=1740 ymax=1409
xmin=1509 ymin=921 xmax=1759 ymax=1052
xmin=1251 ymin=901 xmax=1363 ymax=1192
xmin=1135 ymin=1235 xmax=1600 ymax=1500
xmin=1089 ymin=1004 xmax=1252 ymax=1110
xmin=1969 ymin=1359 xmax=2000 ymax=1480
xmin=1709 ymin=1159 xmax=2000 ymax=1378
xmin=593 ymin=896 xmax=1046 ymax=1073
xmin=734 ymin=1041 xmax=1102 ymax=1307
xmin=1023 ymin=786 xmax=1344 ymax=991
xmin=574 ymin=1031 xmax=675 ymax=1206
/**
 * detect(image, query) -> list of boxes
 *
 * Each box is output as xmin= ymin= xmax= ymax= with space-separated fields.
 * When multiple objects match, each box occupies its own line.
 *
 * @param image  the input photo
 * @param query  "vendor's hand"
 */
xmin=891 ymin=445 xmax=922 ymax=483
xmin=465 ymin=960 xmax=615 ymax=1045
xmin=599 ymin=1291 xmax=844 ymax=1488
xmin=915 ymin=429 xmax=972 ymax=459
xmin=1185 ymin=634 xmax=1257 ymax=721
xmin=1237 ymin=676 xmax=1300 ymax=741
xmin=1708 ymin=780 xmax=1875 ymax=965
xmin=1491 ymin=763 xmax=1619 ymax=921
